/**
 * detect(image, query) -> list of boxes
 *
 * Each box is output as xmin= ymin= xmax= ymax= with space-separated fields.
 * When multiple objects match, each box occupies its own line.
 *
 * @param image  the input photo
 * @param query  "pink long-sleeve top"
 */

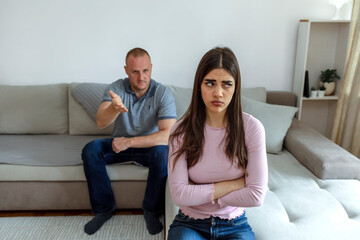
xmin=168 ymin=112 xmax=268 ymax=220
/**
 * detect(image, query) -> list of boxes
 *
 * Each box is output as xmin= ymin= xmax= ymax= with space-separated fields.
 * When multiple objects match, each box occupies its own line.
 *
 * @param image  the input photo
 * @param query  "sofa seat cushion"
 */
xmin=246 ymin=151 xmax=360 ymax=240
xmin=0 ymin=164 xmax=149 ymax=182
xmin=166 ymin=150 xmax=360 ymax=240
xmin=0 ymin=134 xmax=149 ymax=181
xmin=0 ymin=134 xmax=107 ymax=166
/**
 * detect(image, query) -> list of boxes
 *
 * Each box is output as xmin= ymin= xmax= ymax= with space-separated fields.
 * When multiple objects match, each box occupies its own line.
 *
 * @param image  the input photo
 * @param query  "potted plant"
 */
xmin=319 ymin=69 xmax=340 ymax=95
xmin=310 ymin=86 xmax=318 ymax=98
xmin=318 ymin=85 xmax=326 ymax=97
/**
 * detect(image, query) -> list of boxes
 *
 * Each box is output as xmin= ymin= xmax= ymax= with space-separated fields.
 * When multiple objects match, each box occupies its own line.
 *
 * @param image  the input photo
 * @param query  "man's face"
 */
xmin=124 ymin=54 xmax=152 ymax=95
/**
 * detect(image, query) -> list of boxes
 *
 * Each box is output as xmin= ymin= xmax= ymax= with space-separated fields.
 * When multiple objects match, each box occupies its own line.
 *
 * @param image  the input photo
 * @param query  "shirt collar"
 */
xmin=123 ymin=78 xmax=156 ymax=98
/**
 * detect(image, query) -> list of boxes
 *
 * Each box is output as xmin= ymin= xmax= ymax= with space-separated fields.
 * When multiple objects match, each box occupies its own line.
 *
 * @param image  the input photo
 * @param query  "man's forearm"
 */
xmin=96 ymin=104 xmax=120 ymax=129
xmin=124 ymin=129 xmax=171 ymax=148
xmin=111 ymin=118 xmax=176 ymax=153
xmin=124 ymin=118 xmax=177 ymax=148
xmin=112 ymin=118 xmax=177 ymax=154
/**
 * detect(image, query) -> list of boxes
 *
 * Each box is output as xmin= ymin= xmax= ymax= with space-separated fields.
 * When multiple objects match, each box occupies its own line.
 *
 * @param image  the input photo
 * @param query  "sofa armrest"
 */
xmin=284 ymin=118 xmax=360 ymax=180
xmin=266 ymin=91 xmax=297 ymax=107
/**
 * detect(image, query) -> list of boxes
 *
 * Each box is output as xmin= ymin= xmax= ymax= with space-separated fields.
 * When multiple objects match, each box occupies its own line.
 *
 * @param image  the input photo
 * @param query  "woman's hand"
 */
xmin=213 ymin=177 xmax=246 ymax=200
xmin=186 ymin=177 xmax=245 ymax=203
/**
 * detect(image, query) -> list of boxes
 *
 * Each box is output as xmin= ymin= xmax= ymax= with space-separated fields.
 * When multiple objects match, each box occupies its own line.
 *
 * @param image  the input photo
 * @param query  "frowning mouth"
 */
xmin=211 ymin=100 xmax=223 ymax=106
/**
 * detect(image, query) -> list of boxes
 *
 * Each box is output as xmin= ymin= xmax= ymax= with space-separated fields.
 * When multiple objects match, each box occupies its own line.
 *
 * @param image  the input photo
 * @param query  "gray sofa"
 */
xmin=0 ymin=83 xmax=360 ymax=240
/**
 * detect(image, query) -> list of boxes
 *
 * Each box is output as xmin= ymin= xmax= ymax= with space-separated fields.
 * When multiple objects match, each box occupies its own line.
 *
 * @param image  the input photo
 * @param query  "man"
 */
xmin=82 ymin=48 xmax=177 ymax=235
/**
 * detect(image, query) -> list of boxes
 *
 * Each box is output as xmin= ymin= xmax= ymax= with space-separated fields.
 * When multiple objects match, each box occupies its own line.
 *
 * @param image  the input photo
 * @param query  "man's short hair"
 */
xmin=125 ymin=48 xmax=151 ymax=64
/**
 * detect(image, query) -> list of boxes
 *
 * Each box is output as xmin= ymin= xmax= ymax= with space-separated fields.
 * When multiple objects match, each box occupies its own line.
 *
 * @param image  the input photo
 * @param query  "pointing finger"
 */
xmin=109 ymin=90 xmax=118 ymax=99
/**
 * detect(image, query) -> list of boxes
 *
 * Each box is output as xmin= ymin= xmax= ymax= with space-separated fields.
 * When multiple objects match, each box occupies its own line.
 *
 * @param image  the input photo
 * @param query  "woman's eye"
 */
xmin=224 ymin=83 xmax=233 ymax=88
xmin=205 ymin=82 xmax=214 ymax=86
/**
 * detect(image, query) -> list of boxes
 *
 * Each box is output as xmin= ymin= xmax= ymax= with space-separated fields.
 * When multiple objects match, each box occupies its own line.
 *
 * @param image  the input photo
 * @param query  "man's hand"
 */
xmin=112 ymin=137 xmax=130 ymax=153
xmin=109 ymin=90 xmax=128 ymax=113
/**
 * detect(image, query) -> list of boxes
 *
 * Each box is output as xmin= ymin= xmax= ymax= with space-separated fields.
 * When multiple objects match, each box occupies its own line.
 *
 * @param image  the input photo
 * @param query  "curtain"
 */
xmin=331 ymin=0 xmax=360 ymax=158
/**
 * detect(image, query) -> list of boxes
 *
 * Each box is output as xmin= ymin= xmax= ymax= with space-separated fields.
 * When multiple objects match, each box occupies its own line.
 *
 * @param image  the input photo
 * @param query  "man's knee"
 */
xmin=151 ymin=145 xmax=169 ymax=157
xmin=81 ymin=141 xmax=97 ymax=162
xmin=81 ymin=139 xmax=109 ymax=164
xmin=147 ymin=145 xmax=169 ymax=171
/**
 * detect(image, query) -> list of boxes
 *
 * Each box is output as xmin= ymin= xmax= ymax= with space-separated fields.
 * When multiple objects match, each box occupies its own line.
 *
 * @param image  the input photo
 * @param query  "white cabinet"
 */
xmin=292 ymin=20 xmax=351 ymax=138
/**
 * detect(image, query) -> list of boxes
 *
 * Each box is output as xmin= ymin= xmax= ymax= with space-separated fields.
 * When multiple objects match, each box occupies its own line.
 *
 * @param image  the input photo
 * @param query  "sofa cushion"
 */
xmin=68 ymin=83 xmax=113 ymax=135
xmin=242 ymin=97 xmax=298 ymax=154
xmin=0 ymin=134 xmax=149 ymax=181
xmin=165 ymin=85 xmax=193 ymax=120
xmin=166 ymin=150 xmax=360 ymax=240
xmin=0 ymin=134 xmax=106 ymax=166
xmin=0 ymin=163 xmax=149 ymax=181
xmin=266 ymin=91 xmax=297 ymax=107
xmin=259 ymin=151 xmax=360 ymax=240
xmin=71 ymin=82 xmax=107 ymax=121
xmin=0 ymin=84 xmax=68 ymax=134
xmin=242 ymin=87 xmax=267 ymax=103
xmin=284 ymin=118 xmax=360 ymax=180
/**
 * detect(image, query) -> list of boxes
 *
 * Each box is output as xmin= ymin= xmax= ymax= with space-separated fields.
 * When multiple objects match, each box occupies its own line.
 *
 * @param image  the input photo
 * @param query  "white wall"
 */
xmin=0 ymin=0 xmax=344 ymax=90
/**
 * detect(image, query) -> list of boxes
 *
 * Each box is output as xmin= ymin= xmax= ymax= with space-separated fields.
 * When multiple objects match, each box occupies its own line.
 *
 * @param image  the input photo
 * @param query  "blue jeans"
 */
xmin=82 ymin=138 xmax=168 ymax=216
xmin=167 ymin=211 xmax=255 ymax=240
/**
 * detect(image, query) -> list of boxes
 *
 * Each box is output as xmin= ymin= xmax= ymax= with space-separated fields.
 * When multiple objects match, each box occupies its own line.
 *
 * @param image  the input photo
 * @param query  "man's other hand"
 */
xmin=112 ymin=137 xmax=130 ymax=153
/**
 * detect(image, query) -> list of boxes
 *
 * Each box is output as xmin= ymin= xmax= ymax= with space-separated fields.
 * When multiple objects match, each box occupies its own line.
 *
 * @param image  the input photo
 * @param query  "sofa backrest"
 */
xmin=0 ymin=84 xmax=69 ymax=134
xmin=0 ymin=83 xmax=295 ymax=137
xmin=68 ymin=83 xmax=268 ymax=135
xmin=267 ymin=91 xmax=297 ymax=107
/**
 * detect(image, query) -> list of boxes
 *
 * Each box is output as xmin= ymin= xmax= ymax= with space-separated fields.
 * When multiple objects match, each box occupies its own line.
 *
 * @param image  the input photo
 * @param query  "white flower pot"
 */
xmin=310 ymin=90 xmax=318 ymax=98
xmin=318 ymin=90 xmax=325 ymax=97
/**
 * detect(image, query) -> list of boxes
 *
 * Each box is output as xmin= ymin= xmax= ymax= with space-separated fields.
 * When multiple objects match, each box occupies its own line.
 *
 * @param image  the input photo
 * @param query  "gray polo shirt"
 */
xmin=102 ymin=78 xmax=177 ymax=138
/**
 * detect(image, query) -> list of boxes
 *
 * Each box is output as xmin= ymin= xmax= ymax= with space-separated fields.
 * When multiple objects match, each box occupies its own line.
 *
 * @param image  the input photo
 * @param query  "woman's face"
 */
xmin=201 ymin=68 xmax=235 ymax=116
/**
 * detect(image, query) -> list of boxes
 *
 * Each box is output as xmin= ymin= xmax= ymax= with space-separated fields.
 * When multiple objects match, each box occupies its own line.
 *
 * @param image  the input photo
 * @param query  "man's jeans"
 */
xmin=167 ymin=211 xmax=255 ymax=240
xmin=82 ymin=138 xmax=168 ymax=216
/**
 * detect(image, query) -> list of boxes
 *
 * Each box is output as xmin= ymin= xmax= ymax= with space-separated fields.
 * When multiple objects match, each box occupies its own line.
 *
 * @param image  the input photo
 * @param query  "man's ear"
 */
xmin=124 ymin=65 xmax=129 ymax=75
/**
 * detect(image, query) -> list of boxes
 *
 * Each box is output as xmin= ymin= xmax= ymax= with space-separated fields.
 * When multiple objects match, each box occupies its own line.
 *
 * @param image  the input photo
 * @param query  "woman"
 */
xmin=167 ymin=47 xmax=267 ymax=240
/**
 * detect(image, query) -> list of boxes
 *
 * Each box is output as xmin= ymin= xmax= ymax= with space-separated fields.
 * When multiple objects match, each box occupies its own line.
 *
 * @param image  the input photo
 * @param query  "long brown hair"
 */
xmin=170 ymin=47 xmax=248 ymax=173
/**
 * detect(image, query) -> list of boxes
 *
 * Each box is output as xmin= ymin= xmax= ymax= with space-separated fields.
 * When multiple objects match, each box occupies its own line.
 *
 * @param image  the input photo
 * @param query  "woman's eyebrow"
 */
xmin=204 ymin=79 xmax=216 ymax=82
xmin=204 ymin=79 xmax=233 ymax=83
xmin=222 ymin=80 xmax=233 ymax=83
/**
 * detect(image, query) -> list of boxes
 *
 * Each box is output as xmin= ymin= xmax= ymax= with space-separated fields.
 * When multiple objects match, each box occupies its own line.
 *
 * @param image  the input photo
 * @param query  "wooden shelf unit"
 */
xmin=292 ymin=19 xmax=351 ymax=138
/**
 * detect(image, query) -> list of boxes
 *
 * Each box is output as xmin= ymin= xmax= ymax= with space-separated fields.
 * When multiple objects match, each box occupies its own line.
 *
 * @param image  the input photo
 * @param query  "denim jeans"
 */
xmin=167 ymin=211 xmax=255 ymax=240
xmin=81 ymin=138 xmax=168 ymax=216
